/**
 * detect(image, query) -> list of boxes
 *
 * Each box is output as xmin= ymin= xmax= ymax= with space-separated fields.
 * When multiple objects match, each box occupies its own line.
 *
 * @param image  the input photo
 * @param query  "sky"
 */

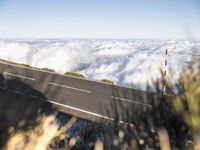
xmin=0 ymin=0 xmax=200 ymax=39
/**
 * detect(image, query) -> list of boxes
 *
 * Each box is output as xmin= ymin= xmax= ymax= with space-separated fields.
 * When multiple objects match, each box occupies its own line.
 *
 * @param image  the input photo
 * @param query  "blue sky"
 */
xmin=0 ymin=0 xmax=200 ymax=39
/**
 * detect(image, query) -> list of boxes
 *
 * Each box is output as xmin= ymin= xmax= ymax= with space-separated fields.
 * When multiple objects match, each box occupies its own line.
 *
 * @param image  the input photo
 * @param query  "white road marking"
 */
xmin=49 ymin=82 xmax=91 ymax=93
xmin=0 ymin=86 xmax=134 ymax=127
xmin=46 ymin=99 xmax=134 ymax=126
xmin=4 ymin=72 xmax=35 ymax=81
xmin=111 ymin=96 xmax=152 ymax=107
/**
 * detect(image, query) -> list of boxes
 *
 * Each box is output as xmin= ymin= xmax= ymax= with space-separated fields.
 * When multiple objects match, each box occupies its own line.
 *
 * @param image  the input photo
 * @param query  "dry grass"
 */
xmin=5 ymin=115 xmax=77 ymax=150
xmin=6 ymin=115 xmax=61 ymax=150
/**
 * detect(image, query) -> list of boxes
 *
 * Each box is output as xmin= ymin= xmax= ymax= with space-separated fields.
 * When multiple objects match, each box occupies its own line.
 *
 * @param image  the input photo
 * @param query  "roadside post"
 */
xmin=163 ymin=49 xmax=168 ymax=93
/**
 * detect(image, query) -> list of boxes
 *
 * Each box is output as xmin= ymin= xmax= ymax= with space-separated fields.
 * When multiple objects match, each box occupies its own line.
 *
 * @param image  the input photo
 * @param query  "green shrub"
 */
xmin=0 ymin=59 xmax=31 ymax=68
xmin=17 ymin=63 xmax=31 ymax=68
xmin=41 ymin=68 xmax=55 ymax=72
xmin=64 ymin=72 xmax=85 ymax=79
xmin=100 ymin=79 xmax=114 ymax=84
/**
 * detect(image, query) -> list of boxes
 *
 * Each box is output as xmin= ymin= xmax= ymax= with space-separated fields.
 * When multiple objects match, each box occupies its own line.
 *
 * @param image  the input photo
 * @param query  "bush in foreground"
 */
xmin=173 ymin=63 xmax=200 ymax=148
xmin=64 ymin=72 xmax=85 ymax=79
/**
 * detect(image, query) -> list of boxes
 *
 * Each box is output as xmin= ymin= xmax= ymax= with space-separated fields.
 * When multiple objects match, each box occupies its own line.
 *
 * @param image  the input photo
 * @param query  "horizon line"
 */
xmin=0 ymin=37 xmax=198 ymax=41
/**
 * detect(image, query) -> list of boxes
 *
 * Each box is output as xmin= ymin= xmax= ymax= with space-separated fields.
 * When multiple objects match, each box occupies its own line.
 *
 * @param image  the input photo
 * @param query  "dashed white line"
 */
xmin=111 ymin=96 xmax=152 ymax=107
xmin=4 ymin=72 xmax=35 ymax=81
xmin=49 ymin=82 xmax=91 ymax=93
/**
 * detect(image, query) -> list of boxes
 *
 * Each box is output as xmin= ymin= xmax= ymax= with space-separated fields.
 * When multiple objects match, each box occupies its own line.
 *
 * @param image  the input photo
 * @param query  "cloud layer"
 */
xmin=0 ymin=39 xmax=199 ymax=89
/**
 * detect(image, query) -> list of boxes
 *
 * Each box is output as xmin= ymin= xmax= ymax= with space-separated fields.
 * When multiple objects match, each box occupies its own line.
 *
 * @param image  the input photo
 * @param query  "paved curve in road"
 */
xmin=0 ymin=62 xmax=158 ymax=124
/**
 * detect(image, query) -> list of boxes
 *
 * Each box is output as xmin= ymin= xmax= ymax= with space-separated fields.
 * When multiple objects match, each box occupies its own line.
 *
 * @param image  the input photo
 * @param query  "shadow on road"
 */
xmin=100 ymin=82 xmax=192 ymax=149
xmin=0 ymin=73 xmax=56 ymax=147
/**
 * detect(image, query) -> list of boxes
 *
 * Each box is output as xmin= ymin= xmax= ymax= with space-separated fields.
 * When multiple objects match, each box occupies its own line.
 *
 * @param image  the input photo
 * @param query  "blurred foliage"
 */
xmin=174 ymin=63 xmax=200 ymax=134
xmin=6 ymin=115 xmax=62 ymax=150
xmin=64 ymin=72 xmax=85 ymax=79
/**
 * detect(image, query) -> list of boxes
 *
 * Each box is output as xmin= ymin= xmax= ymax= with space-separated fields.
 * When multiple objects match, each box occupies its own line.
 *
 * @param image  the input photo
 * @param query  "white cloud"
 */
xmin=0 ymin=39 xmax=199 ymax=89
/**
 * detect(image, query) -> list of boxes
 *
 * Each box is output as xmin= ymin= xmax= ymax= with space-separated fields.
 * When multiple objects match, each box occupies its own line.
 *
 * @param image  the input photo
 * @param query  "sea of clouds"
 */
xmin=0 ymin=39 xmax=199 ymax=89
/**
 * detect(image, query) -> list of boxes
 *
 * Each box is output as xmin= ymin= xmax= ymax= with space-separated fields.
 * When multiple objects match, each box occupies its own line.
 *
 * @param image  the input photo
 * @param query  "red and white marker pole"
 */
xmin=163 ymin=49 xmax=168 ymax=93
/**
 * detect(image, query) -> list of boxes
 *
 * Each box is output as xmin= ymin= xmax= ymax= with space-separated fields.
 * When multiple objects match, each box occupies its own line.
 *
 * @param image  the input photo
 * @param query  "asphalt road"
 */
xmin=0 ymin=62 xmax=157 ymax=124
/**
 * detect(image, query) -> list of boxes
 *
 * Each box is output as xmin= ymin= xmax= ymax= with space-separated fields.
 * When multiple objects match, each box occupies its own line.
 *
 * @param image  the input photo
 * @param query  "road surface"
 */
xmin=0 ymin=62 xmax=157 ymax=124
